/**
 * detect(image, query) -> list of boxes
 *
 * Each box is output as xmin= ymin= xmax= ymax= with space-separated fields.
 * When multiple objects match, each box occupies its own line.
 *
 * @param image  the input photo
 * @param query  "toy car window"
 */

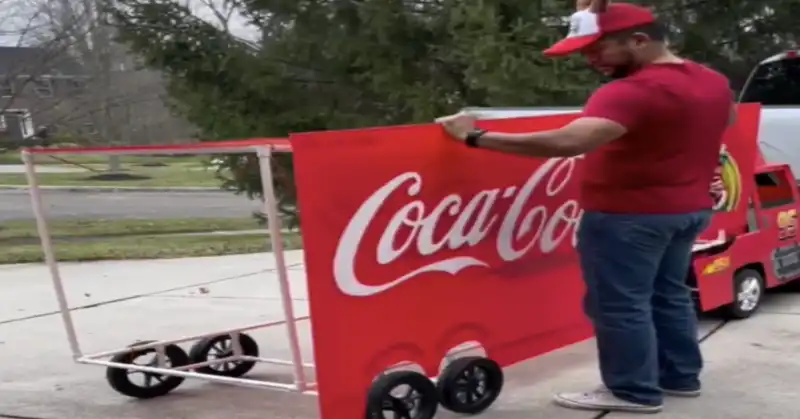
xmin=756 ymin=171 xmax=795 ymax=208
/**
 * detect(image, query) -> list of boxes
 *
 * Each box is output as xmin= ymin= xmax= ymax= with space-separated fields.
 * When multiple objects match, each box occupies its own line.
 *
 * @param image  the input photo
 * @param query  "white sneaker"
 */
xmin=553 ymin=389 xmax=663 ymax=413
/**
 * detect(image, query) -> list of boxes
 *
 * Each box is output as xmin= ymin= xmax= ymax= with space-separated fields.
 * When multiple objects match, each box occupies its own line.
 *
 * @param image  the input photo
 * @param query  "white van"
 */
xmin=739 ymin=50 xmax=800 ymax=176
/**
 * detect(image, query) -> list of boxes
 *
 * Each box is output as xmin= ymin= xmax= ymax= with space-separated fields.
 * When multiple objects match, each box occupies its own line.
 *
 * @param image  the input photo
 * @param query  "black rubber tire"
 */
xmin=722 ymin=269 xmax=764 ymax=319
xmin=188 ymin=333 xmax=259 ymax=377
xmin=437 ymin=356 xmax=504 ymax=414
xmin=365 ymin=370 xmax=438 ymax=419
xmin=105 ymin=341 xmax=189 ymax=399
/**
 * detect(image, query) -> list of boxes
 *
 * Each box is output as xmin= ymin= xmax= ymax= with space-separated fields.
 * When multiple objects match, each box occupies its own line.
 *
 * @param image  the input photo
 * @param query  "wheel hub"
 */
xmin=436 ymin=356 xmax=503 ymax=415
xmin=367 ymin=370 xmax=438 ymax=419
xmin=105 ymin=342 xmax=189 ymax=399
xmin=738 ymin=276 xmax=761 ymax=311
xmin=382 ymin=396 xmax=411 ymax=413
xmin=188 ymin=333 xmax=259 ymax=378
xmin=456 ymin=367 xmax=488 ymax=404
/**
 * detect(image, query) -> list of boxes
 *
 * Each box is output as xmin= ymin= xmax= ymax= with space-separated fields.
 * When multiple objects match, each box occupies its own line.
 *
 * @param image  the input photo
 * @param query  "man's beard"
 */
xmin=590 ymin=57 xmax=641 ymax=80
xmin=606 ymin=63 xmax=637 ymax=79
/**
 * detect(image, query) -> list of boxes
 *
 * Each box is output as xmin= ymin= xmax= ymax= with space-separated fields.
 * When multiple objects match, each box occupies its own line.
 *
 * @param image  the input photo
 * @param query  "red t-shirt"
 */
xmin=580 ymin=60 xmax=732 ymax=214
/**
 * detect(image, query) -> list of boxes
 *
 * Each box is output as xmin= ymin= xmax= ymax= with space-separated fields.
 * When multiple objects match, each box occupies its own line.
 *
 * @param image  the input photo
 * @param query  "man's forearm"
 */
xmin=476 ymin=130 xmax=582 ymax=157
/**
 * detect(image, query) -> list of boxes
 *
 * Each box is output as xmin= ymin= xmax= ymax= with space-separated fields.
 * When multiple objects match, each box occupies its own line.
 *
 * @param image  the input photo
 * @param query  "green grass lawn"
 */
xmin=0 ymin=162 xmax=221 ymax=187
xmin=0 ymin=152 xmax=203 ymax=165
xmin=0 ymin=152 xmax=224 ymax=187
xmin=0 ymin=217 xmax=261 ymax=240
xmin=0 ymin=217 xmax=300 ymax=264
xmin=1 ymin=233 xmax=302 ymax=264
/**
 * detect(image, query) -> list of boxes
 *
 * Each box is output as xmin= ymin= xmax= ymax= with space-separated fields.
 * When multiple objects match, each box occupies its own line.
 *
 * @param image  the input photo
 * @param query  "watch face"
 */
xmin=465 ymin=130 xmax=486 ymax=147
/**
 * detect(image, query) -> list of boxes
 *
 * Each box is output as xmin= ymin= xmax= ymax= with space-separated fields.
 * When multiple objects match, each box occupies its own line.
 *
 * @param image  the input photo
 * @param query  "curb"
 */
xmin=0 ymin=185 xmax=222 ymax=193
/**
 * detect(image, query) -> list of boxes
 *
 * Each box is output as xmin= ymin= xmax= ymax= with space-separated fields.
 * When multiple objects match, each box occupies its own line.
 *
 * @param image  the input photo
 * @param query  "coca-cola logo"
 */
xmin=333 ymin=157 xmax=584 ymax=297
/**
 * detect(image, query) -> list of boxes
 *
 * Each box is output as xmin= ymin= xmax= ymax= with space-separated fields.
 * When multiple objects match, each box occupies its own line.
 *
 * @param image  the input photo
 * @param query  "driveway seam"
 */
xmin=148 ymin=295 xmax=309 ymax=302
xmin=0 ymin=263 xmax=304 ymax=326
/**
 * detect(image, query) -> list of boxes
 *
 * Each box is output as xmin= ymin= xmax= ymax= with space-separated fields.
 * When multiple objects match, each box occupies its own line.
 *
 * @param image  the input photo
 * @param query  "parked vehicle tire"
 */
xmin=722 ymin=269 xmax=764 ymax=319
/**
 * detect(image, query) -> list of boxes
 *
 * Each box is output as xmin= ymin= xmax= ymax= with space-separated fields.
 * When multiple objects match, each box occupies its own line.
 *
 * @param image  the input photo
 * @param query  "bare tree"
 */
xmin=1 ymin=0 xmax=194 ymax=167
xmin=195 ymin=0 xmax=237 ymax=32
xmin=0 ymin=0 xmax=95 ymax=150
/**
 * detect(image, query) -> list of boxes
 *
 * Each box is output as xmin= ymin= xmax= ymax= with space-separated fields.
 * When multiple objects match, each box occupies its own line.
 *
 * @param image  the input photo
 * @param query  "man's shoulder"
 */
xmin=583 ymin=79 xmax=654 ymax=126
xmin=613 ymin=61 xmax=730 ymax=103
xmin=589 ymin=78 xmax=649 ymax=102
xmin=683 ymin=60 xmax=730 ymax=85
xmin=594 ymin=77 xmax=646 ymax=94
xmin=685 ymin=60 xmax=727 ymax=76
xmin=634 ymin=60 xmax=729 ymax=87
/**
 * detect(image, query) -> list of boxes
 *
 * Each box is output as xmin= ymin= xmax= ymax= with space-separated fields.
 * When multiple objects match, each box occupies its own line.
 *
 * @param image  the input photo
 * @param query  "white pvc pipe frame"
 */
xmin=20 ymin=144 xmax=319 ymax=396
xmin=19 ymin=142 xmax=726 ymax=398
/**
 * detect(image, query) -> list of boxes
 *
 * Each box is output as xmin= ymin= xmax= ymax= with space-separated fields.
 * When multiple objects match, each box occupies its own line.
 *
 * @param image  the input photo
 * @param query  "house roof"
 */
xmin=0 ymin=46 xmax=85 ymax=77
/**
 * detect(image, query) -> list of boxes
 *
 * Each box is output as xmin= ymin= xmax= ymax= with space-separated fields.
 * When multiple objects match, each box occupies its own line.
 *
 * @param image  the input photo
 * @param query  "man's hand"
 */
xmin=435 ymin=111 xmax=477 ymax=141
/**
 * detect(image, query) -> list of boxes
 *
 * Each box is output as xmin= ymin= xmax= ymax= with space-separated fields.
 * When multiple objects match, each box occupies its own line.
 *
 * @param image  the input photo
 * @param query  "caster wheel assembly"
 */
xmin=437 ymin=356 xmax=504 ymax=414
xmin=366 ymin=370 xmax=439 ymax=419
xmin=189 ymin=332 xmax=259 ymax=377
xmin=105 ymin=340 xmax=189 ymax=399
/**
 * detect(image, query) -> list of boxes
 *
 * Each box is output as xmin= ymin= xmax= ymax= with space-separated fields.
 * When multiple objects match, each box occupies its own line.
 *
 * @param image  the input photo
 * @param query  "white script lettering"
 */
xmin=333 ymin=157 xmax=584 ymax=297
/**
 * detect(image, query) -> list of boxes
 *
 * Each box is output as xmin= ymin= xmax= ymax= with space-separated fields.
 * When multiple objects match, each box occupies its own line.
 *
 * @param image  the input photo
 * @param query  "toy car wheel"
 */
xmin=723 ymin=269 xmax=764 ymax=319
xmin=189 ymin=333 xmax=259 ymax=377
xmin=105 ymin=340 xmax=189 ymax=399
xmin=437 ymin=356 xmax=503 ymax=414
xmin=366 ymin=370 xmax=438 ymax=419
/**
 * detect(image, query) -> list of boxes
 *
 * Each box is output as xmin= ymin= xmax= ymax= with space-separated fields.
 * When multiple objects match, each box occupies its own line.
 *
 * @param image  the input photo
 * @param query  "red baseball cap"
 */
xmin=544 ymin=3 xmax=656 ymax=57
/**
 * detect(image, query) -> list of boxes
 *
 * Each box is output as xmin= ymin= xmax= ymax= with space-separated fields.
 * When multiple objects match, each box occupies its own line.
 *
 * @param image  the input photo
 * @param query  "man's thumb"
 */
xmin=435 ymin=112 xmax=464 ymax=123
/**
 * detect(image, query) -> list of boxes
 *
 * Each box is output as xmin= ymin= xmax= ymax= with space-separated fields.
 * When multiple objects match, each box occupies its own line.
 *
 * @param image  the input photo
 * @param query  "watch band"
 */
xmin=465 ymin=129 xmax=487 ymax=148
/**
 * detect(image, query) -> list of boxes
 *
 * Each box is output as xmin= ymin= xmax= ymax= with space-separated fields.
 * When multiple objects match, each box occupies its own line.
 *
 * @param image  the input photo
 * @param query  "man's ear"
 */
xmin=628 ymin=32 xmax=653 ymax=48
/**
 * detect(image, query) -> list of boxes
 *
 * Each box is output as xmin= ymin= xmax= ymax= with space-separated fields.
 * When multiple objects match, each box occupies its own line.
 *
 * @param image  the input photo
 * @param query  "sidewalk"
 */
xmin=1 ymin=251 xmax=798 ymax=419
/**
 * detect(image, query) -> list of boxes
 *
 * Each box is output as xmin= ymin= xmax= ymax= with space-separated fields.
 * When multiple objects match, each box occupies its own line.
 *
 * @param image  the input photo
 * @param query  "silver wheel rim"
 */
xmin=737 ymin=276 xmax=761 ymax=312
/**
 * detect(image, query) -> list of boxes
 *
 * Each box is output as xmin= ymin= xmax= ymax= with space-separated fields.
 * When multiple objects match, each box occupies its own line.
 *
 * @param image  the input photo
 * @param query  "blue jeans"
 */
xmin=577 ymin=210 xmax=712 ymax=406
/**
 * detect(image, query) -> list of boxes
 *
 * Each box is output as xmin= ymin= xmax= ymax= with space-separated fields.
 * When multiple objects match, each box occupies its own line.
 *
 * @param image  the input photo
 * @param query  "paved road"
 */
xmin=0 ymin=190 xmax=261 ymax=221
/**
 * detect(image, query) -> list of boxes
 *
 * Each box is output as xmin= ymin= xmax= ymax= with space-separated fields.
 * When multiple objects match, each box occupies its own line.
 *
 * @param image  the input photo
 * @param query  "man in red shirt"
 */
xmin=438 ymin=1 xmax=734 ymax=414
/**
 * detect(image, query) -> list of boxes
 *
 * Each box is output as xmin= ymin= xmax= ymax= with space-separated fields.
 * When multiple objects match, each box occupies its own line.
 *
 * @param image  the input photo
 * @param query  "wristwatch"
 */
xmin=465 ymin=129 xmax=488 ymax=148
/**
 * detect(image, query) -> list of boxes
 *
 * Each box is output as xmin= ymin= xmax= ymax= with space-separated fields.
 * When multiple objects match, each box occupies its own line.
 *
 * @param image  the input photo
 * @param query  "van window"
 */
xmin=740 ymin=55 xmax=800 ymax=105
xmin=756 ymin=171 xmax=795 ymax=208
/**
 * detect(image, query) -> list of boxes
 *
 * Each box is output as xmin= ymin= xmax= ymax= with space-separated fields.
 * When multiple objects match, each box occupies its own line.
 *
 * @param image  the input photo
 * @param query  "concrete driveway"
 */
xmin=1 ymin=251 xmax=799 ymax=419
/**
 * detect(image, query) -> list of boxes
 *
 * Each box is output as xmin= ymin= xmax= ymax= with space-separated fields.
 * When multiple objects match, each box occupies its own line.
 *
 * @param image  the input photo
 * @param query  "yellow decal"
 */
xmin=777 ymin=209 xmax=798 ymax=240
xmin=711 ymin=144 xmax=741 ymax=212
xmin=702 ymin=257 xmax=731 ymax=275
xmin=777 ymin=209 xmax=797 ymax=228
